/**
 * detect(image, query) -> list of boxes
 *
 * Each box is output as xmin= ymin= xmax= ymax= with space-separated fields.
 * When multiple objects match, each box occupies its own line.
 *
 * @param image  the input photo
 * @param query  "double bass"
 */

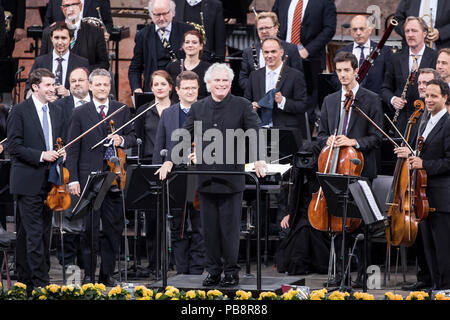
xmin=308 ymin=92 xmax=364 ymax=233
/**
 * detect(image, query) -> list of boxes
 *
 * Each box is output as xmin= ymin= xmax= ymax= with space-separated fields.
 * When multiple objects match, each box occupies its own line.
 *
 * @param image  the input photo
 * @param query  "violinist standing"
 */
xmin=396 ymin=78 xmax=450 ymax=290
xmin=7 ymin=69 xmax=66 ymax=293
xmin=317 ymin=52 xmax=383 ymax=287
xmin=66 ymin=68 xmax=136 ymax=286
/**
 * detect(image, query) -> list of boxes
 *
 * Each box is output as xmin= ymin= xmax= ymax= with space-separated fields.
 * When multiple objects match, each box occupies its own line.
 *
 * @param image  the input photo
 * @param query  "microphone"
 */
xmin=136 ymin=138 xmax=142 ymax=145
xmin=136 ymin=138 xmax=142 ymax=165
xmin=160 ymin=149 xmax=168 ymax=158
xmin=355 ymin=233 xmax=364 ymax=242
xmin=15 ymin=66 xmax=25 ymax=76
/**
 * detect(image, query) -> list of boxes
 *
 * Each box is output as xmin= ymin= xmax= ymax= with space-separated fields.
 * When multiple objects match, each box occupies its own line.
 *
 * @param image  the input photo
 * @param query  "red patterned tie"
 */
xmin=99 ymin=105 xmax=106 ymax=119
xmin=291 ymin=0 xmax=304 ymax=46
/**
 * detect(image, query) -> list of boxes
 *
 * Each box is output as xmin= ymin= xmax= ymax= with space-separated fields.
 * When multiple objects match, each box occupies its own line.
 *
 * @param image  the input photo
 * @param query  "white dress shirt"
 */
xmin=352 ymin=39 xmax=371 ymax=61
xmin=409 ymin=45 xmax=425 ymax=73
xmin=73 ymin=94 xmax=91 ymax=108
xmin=265 ymin=64 xmax=286 ymax=110
xmin=155 ymin=22 xmax=172 ymax=41
xmin=340 ymin=83 xmax=360 ymax=148
xmin=52 ymin=50 xmax=70 ymax=86
xmin=32 ymin=94 xmax=53 ymax=161
xmin=422 ymin=107 xmax=447 ymax=141
xmin=286 ymin=0 xmax=309 ymax=46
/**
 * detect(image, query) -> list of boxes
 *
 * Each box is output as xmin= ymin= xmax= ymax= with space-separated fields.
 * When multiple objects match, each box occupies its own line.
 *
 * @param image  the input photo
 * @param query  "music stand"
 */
xmin=70 ymin=172 xmax=116 ymax=281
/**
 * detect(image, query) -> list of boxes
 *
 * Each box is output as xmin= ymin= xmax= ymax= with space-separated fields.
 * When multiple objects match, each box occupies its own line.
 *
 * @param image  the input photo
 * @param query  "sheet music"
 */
xmin=245 ymin=163 xmax=291 ymax=176
xmin=358 ymin=180 xmax=384 ymax=221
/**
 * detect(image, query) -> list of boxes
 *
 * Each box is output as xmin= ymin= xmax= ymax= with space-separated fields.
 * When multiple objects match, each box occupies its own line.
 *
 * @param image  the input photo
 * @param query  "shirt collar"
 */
xmin=186 ymin=0 xmax=202 ymax=6
xmin=31 ymin=94 xmax=46 ymax=112
xmin=353 ymin=39 xmax=371 ymax=50
xmin=52 ymin=49 xmax=70 ymax=61
xmin=409 ymin=45 xmax=426 ymax=57
xmin=93 ymin=98 xmax=109 ymax=110
xmin=155 ymin=22 xmax=172 ymax=35
xmin=179 ymin=102 xmax=191 ymax=111
xmin=73 ymin=94 xmax=91 ymax=106
xmin=341 ymin=83 xmax=360 ymax=101
xmin=266 ymin=63 xmax=283 ymax=76
xmin=429 ymin=107 xmax=447 ymax=125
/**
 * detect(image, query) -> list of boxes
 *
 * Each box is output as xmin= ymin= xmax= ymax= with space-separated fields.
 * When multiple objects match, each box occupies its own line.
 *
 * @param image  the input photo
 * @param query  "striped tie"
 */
xmin=291 ymin=0 xmax=304 ymax=46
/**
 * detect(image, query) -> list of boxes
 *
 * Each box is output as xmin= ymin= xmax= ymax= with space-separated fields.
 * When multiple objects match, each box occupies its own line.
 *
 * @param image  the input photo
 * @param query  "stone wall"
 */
xmin=15 ymin=0 xmax=402 ymax=105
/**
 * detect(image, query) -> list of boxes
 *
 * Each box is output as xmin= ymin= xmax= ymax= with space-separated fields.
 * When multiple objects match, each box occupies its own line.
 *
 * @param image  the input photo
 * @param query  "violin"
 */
xmin=308 ymin=93 xmax=364 ymax=233
xmin=46 ymin=137 xmax=71 ymax=211
xmin=107 ymin=120 xmax=127 ymax=190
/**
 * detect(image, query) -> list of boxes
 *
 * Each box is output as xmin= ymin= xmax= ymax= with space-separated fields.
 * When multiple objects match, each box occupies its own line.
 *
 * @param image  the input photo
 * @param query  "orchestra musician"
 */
xmin=156 ymin=63 xmax=268 ymax=287
xmin=152 ymin=71 xmax=206 ymax=275
xmin=66 ymin=68 xmax=136 ymax=286
xmin=395 ymin=78 xmax=450 ymax=290
xmin=436 ymin=48 xmax=450 ymax=87
xmin=7 ymin=68 xmax=66 ymax=294
xmin=317 ymin=51 xmax=383 ymax=286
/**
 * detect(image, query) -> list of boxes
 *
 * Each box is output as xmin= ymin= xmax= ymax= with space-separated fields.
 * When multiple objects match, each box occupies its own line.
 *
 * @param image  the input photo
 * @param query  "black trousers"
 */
xmin=421 ymin=212 xmax=450 ymax=289
xmin=80 ymin=191 xmax=124 ymax=279
xmin=199 ymin=191 xmax=243 ymax=277
xmin=16 ymin=189 xmax=52 ymax=289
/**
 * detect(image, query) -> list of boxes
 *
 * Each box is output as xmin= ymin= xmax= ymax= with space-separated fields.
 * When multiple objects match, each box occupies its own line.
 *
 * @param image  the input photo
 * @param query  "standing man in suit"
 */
xmin=44 ymin=0 xmax=113 ymax=36
xmin=272 ymin=0 xmax=336 ymax=129
xmin=66 ymin=68 xmax=136 ymax=285
xmin=437 ymin=48 xmax=450 ymax=86
xmin=317 ymin=52 xmax=383 ymax=286
xmin=129 ymin=0 xmax=194 ymax=94
xmin=173 ymin=0 xmax=225 ymax=63
xmin=244 ymin=37 xmax=307 ymax=128
xmin=153 ymin=71 xmax=206 ymax=275
xmin=40 ymin=0 xmax=109 ymax=71
xmin=397 ymin=78 xmax=450 ymax=289
xmin=7 ymin=68 xmax=66 ymax=293
xmin=381 ymin=16 xmax=437 ymax=137
xmin=395 ymin=0 xmax=450 ymax=50
xmin=156 ymin=63 xmax=268 ymax=287
xmin=239 ymin=11 xmax=303 ymax=92
xmin=27 ymin=23 xmax=89 ymax=98
xmin=334 ymin=15 xmax=391 ymax=94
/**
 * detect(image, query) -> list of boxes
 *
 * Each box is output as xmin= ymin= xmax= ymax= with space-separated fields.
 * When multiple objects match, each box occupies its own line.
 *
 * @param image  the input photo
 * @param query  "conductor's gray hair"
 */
xmin=89 ymin=68 xmax=112 ymax=83
xmin=204 ymin=63 xmax=235 ymax=92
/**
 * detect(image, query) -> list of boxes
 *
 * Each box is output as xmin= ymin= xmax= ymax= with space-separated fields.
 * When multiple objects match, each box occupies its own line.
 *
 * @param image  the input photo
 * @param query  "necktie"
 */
xmin=78 ymin=100 xmax=87 ymax=107
xmin=411 ymin=55 xmax=419 ymax=73
xmin=159 ymin=28 xmax=177 ymax=61
xmin=290 ymin=0 xmax=304 ymax=46
xmin=55 ymin=57 xmax=64 ymax=85
xmin=42 ymin=105 xmax=51 ymax=151
xmin=182 ymin=108 xmax=190 ymax=114
xmin=357 ymin=45 xmax=365 ymax=67
xmin=341 ymin=90 xmax=353 ymax=136
xmin=70 ymin=28 xmax=78 ymax=49
xmin=98 ymin=105 xmax=106 ymax=119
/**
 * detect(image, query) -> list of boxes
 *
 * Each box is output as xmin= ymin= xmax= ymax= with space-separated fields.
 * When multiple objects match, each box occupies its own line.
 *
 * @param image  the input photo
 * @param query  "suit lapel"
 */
xmin=49 ymin=103 xmax=59 ymax=145
xmin=259 ymin=68 xmax=266 ymax=99
xmin=29 ymin=98 xmax=47 ymax=148
xmin=422 ymin=113 xmax=448 ymax=153
xmin=171 ymin=103 xmax=181 ymax=133
xmin=330 ymin=91 xmax=341 ymax=132
xmin=346 ymin=89 xmax=362 ymax=135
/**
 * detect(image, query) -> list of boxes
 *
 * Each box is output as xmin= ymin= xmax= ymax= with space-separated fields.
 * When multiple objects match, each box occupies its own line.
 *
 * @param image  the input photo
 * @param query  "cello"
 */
xmin=308 ymin=92 xmax=364 ymax=233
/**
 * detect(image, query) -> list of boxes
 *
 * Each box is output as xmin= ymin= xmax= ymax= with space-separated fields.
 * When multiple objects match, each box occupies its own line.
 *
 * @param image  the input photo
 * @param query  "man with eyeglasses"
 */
xmin=44 ymin=0 xmax=113 ymax=35
xmin=239 ymin=11 xmax=303 ymax=92
xmin=128 ymin=0 xmax=194 ymax=94
xmin=40 ymin=0 xmax=109 ymax=71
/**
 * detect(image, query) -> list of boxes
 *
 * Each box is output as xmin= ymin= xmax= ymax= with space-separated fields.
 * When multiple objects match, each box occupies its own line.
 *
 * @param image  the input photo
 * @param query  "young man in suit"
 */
xmin=334 ymin=15 xmax=391 ymax=94
xmin=66 ymin=68 xmax=136 ymax=285
xmin=40 ymin=0 xmax=109 ymax=71
xmin=7 ymin=68 xmax=66 ymax=293
xmin=381 ymin=16 xmax=437 ymax=137
xmin=395 ymin=0 xmax=450 ymax=50
xmin=317 ymin=51 xmax=383 ymax=287
xmin=156 ymin=63 xmax=268 ymax=287
xmin=44 ymin=0 xmax=113 ymax=36
xmin=27 ymin=23 xmax=89 ymax=98
xmin=153 ymin=71 xmax=206 ymax=275
xmin=173 ymin=0 xmax=225 ymax=62
xmin=239 ymin=11 xmax=303 ymax=92
xmin=396 ymin=78 xmax=450 ymax=289
xmin=129 ymin=0 xmax=194 ymax=94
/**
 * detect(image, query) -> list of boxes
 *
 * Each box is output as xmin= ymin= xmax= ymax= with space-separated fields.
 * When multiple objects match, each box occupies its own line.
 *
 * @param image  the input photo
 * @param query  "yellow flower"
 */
xmin=186 ymin=290 xmax=197 ymax=299
xmin=165 ymin=290 xmax=174 ymax=297
xmin=137 ymin=296 xmax=151 ymax=300
xmin=171 ymin=297 xmax=179 ymax=300
xmin=155 ymin=292 xmax=163 ymax=299
xmin=94 ymin=283 xmax=106 ymax=292
xmin=39 ymin=295 xmax=47 ymax=300
xmin=15 ymin=282 xmax=27 ymax=289
xmin=165 ymin=286 xmax=179 ymax=293
xmin=435 ymin=293 xmax=450 ymax=300
xmin=198 ymin=290 xmax=206 ymax=298
xmin=235 ymin=290 xmax=252 ymax=300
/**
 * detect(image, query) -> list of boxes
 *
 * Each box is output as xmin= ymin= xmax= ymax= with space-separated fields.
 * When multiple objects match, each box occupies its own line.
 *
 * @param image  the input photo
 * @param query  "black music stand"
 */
xmin=134 ymin=92 xmax=155 ymax=110
xmin=70 ymin=172 xmax=116 ymax=281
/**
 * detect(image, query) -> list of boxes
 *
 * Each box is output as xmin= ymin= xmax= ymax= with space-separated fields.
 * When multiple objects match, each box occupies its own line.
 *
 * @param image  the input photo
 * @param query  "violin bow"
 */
xmin=0 ymin=138 xmax=6 ymax=144
xmin=384 ymin=114 xmax=414 ymax=154
xmin=91 ymin=102 xmax=158 ymax=150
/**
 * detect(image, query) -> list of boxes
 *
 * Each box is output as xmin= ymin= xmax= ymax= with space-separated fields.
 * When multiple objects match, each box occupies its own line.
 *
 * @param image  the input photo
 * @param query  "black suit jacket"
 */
xmin=420 ymin=112 xmax=450 ymax=213
xmin=168 ymin=94 xmax=261 ymax=193
xmin=26 ymin=52 xmax=89 ymax=93
xmin=44 ymin=0 xmax=113 ymax=34
xmin=153 ymin=102 xmax=182 ymax=165
xmin=317 ymin=87 xmax=383 ymax=179
xmin=335 ymin=41 xmax=391 ymax=94
xmin=244 ymin=65 xmax=307 ymax=128
xmin=174 ymin=0 xmax=226 ymax=61
xmin=66 ymin=101 xmax=136 ymax=189
xmin=40 ymin=21 xmax=109 ymax=71
xmin=128 ymin=22 xmax=194 ymax=92
xmin=239 ymin=40 xmax=303 ymax=91
xmin=381 ymin=46 xmax=437 ymax=134
xmin=272 ymin=0 xmax=336 ymax=67
xmin=395 ymin=0 xmax=450 ymax=50
xmin=6 ymin=97 xmax=65 ymax=195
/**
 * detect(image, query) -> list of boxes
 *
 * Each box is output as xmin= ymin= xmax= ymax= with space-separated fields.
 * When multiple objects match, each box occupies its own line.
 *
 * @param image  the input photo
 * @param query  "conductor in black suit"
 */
xmin=40 ymin=0 xmax=109 ymax=71
xmin=7 ymin=68 xmax=66 ymax=292
xmin=239 ymin=11 xmax=303 ymax=92
xmin=156 ymin=63 xmax=268 ymax=287
xmin=395 ymin=0 xmax=450 ymax=50
xmin=66 ymin=68 xmax=136 ymax=285
xmin=44 ymin=0 xmax=113 ymax=36
xmin=244 ymin=37 xmax=307 ymax=128
xmin=173 ymin=0 xmax=225 ymax=62
xmin=128 ymin=0 xmax=194 ymax=94
xmin=397 ymin=78 xmax=450 ymax=289
xmin=26 ymin=23 xmax=89 ymax=98
xmin=381 ymin=16 xmax=437 ymax=137
xmin=334 ymin=15 xmax=391 ymax=95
